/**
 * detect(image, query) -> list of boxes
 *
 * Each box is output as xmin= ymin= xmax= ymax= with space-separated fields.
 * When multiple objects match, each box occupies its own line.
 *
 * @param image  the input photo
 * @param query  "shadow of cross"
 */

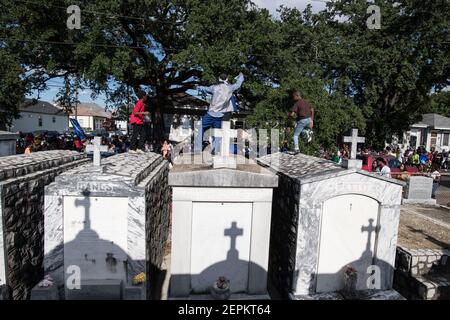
xmin=361 ymin=218 xmax=380 ymax=254
xmin=343 ymin=129 xmax=365 ymax=159
xmin=224 ymin=221 xmax=243 ymax=261
xmin=74 ymin=190 xmax=91 ymax=231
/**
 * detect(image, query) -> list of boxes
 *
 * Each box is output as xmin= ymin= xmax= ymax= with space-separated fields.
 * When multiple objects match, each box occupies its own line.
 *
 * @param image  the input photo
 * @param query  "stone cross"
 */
xmin=224 ymin=222 xmax=243 ymax=260
xmin=85 ymin=136 xmax=108 ymax=166
xmin=343 ymin=129 xmax=365 ymax=159
xmin=211 ymin=121 xmax=238 ymax=169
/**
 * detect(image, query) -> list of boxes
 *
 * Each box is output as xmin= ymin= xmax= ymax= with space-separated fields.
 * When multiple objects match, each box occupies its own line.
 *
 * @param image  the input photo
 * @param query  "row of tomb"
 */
xmin=0 ymin=148 xmax=410 ymax=300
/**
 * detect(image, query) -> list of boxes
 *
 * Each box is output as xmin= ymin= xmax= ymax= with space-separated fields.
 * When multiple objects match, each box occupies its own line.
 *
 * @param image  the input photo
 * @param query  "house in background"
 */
xmin=8 ymin=99 xmax=69 ymax=133
xmin=394 ymin=113 xmax=450 ymax=152
xmin=69 ymin=103 xmax=112 ymax=132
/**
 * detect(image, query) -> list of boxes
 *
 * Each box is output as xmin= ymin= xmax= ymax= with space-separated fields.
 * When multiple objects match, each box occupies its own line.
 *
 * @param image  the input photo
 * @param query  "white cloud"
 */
xmin=252 ymin=0 xmax=327 ymax=15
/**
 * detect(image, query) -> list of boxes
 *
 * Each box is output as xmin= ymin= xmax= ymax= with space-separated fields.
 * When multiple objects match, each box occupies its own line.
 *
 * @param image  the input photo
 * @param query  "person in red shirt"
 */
xmin=129 ymin=93 xmax=150 ymax=153
xmin=74 ymin=137 xmax=83 ymax=152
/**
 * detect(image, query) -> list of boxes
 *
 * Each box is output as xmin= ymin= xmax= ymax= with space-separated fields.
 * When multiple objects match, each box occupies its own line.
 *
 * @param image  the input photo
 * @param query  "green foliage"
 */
xmin=0 ymin=0 xmax=448 ymax=151
xmin=0 ymin=49 xmax=26 ymax=130
xmin=428 ymin=91 xmax=450 ymax=117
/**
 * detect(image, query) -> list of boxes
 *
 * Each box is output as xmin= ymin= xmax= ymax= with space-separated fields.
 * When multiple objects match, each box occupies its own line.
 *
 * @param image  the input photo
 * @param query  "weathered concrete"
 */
xmin=40 ymin=152 xmax=170 ymax=300
xmin=0 ymin=150 xmax=88 ymax=300
xmin=258 ymin=153 xmax=404 ymax=298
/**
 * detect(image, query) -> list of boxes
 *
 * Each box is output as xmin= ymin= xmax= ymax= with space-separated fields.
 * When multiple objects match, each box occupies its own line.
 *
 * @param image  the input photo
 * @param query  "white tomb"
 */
xmin=259 ymin=153 xmax=405 ymax=300
xmin=169 ymin=154 xmax=278 ymax=298
xmin=34 ymin=152 xmax=170 ymax=300
xmin=403 ymin=175 xmax=436 ymax=205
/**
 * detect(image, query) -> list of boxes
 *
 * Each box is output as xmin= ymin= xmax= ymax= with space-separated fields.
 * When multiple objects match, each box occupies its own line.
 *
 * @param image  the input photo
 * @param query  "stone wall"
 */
xmin=143 ymin=160 xmax=171 ymax=299
xmin=394 ymin=247 xmax=450 ymax=300
xmin=0 ymin=151 xmax=88 ymax=300
xmin=267 ymin=173 xmax=300 ymax=299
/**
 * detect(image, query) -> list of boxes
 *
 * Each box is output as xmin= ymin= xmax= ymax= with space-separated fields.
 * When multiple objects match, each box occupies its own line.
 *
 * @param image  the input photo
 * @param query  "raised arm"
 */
xmin=230 ymin=73 xmax=244 ymax=92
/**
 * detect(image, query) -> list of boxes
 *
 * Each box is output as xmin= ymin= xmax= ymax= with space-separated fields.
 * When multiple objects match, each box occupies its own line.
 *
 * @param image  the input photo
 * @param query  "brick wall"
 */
xmin=267 ymin=173 xmax=301 ymax=299
xmin=144 ymin=160 xmax=171 ymax=299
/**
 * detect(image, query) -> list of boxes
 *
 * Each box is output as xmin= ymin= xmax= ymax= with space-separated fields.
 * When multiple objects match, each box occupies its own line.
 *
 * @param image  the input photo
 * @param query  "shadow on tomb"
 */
xmin=33 ymin=190 xmax=167 ymax=300
xmin=268 ymin=217 xmax=400 ymax=300
xmin=169 ymin=221 xmax=269 ymax=299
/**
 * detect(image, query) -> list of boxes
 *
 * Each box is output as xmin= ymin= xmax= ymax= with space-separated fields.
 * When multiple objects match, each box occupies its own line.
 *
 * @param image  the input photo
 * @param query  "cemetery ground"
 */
xmin=399 ymin=206 xmax=450 ymax=250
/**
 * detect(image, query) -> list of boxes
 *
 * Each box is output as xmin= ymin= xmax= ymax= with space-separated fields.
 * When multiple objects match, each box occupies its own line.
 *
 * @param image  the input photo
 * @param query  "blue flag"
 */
xmin=70 ymin=118 xmax=87 ymax=140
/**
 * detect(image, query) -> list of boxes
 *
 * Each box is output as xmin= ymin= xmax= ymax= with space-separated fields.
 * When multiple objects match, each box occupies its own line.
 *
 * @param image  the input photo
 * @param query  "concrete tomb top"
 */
xmin=169 ymin=153 xmax=278 ymax=188
xmin=0 ymin=150 xmax=86 ymax=182
xmin=0 ymin=131 xmax=19 ymax=141
xmin=47 ymin=152 xmax=164 ymax=193
xmin=258 ymin=152 xmax=405 ymax=186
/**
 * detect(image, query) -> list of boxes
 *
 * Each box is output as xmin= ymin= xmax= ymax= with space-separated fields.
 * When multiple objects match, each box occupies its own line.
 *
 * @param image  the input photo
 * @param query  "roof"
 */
xmin=412 ymin=114 xmax=450 ymax=130
xmin=169 ymin=154 xmax=278 ymax=187
xmin=20 ymin=99 xmax=66 ymax=115
xmin=0 ymin=130 xmax=19 ymax=140
xmin=72 ymin=103 xmax=111 ymax=118
xmin=258 ymin=152 xmax=405 ymax=186
xmin=258 ymin=152 xmax=345 ymax=179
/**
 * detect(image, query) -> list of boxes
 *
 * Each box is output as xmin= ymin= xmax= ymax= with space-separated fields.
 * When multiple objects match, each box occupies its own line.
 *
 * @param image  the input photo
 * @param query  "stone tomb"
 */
xmin=0 ymin=151 xmax=88 ymax=300
xmin=403 ymin=176 xmax=436 ymax=205
xmin=0 ymin=131 xmax=19 ymax=157
xmin=36 ymin=152 xmax=170 ymax=299
xmin=258 ymin=153 xmax=405 ymax=299
xmin=169 ymin=154 xmax=278 ymax=298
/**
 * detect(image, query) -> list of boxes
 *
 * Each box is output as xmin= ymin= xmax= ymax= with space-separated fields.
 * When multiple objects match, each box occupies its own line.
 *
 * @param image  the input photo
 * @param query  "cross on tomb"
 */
xmin=211 ymin=121 xmax=238 ymax=169
xmin=85 ymin=136 xmax=108 ymax=166
xmin=224 ymin=221 xmax=243 ymax=260
xmin=343 ymin=129 xmax=365 ymax=160
xmin=361 ymin=218 xmax=378 ymax=253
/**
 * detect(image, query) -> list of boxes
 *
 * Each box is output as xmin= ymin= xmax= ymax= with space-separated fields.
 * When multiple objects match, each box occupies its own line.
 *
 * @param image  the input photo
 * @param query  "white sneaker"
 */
xmin=129 ymin=150 xmax=137 ymax=154
xmin=136 ymin=149 xmax=145 ymax=154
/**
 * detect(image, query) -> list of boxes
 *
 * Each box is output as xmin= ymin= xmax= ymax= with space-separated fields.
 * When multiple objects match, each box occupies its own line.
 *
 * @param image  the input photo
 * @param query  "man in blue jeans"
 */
xmin=290 ymin=91 xmax=314 ymax=154
xmin=194 ymin=72 xmax=244 ymax=154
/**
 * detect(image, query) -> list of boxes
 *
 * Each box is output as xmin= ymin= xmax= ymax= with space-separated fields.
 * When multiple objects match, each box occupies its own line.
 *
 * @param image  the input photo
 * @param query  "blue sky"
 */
xmin=27 ymin=1 xmax=328 ymax=107
xmin=253 ymin=0 xmax=327 ymax=15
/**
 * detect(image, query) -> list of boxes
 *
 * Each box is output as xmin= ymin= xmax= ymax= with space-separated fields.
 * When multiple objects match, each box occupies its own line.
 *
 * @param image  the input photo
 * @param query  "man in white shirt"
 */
xmin=376 ymin=157 xmax=391 ymax=178
xmin=194 ymin=73 xmax=244 ymax=154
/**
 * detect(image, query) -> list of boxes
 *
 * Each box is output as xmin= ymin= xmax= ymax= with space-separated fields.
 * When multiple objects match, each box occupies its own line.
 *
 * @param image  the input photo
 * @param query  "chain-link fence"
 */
xmin=436 ymin=172 xmax=450 ymax=207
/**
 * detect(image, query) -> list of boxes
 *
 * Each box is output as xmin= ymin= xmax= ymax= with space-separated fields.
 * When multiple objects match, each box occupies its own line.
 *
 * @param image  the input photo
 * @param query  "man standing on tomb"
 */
xmin=194 ymin=72 xmax=244 ymax=154
xmin=129 ymin=93 xmax=150 ymax=153
xmin=289 ymin=91 xmax=314 ymax=155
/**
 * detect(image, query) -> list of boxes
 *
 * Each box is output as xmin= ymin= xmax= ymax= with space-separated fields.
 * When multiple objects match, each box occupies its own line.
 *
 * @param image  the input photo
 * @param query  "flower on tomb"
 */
xmin=133 ymin=272 xmax=146 ymax=285
xmin=344 ymin=265 xmax=358 ymax=276
xmin=215 ymin=276 xmax=230 ymax=290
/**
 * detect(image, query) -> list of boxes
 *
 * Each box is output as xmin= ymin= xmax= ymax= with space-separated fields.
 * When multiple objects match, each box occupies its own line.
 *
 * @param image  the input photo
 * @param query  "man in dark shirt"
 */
xmin=290 ymin=91 xmax=314 ymax=154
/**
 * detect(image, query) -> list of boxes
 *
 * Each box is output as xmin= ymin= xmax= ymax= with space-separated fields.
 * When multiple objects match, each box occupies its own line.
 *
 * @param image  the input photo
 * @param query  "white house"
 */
xmin=68 ymin=103 xmax=112 ymax=132
xmin=396 ymin=113 xmax=450 ymax=151
xmin=8 ymin=99 xmax=69 ymax=133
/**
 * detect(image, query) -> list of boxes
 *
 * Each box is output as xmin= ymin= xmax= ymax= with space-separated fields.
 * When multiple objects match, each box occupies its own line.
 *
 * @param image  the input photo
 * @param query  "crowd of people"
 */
xmin=16 ymin=130 xmax=174 ymax=164
xmin=319 ymin=144 xmax=448 ymax=199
